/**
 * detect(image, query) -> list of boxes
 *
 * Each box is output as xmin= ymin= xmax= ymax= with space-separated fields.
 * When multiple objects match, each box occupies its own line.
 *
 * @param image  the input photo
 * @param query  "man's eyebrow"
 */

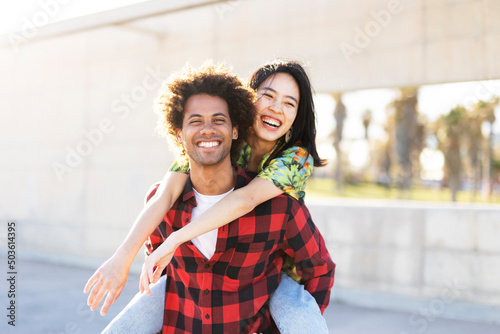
xmin=186 ymin=113 xmax=228 ymax=120
xmin=212 ymin=113 xmax=228 ymax=118
xmin=259 ymin=87 xmax=298 ymax=104
xmin=187 ymin=114 xmax=202 ymax=120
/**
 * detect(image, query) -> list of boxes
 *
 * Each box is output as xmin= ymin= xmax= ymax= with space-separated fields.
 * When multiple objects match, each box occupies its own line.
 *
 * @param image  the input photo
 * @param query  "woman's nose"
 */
xmin=269 ymin=100 xmax=283 ymax=113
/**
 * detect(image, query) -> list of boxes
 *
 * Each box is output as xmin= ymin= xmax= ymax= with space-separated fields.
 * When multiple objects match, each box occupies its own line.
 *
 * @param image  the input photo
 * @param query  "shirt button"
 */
xmin=204 ymin=289 xmax=209 ymax=295
xmin=204 ymin=264 xmax=210 ymax=268
xmin=205 ymin=314 xmax=210 ymax=320
xmin=184 ymin=218 xmax=189 ymax=222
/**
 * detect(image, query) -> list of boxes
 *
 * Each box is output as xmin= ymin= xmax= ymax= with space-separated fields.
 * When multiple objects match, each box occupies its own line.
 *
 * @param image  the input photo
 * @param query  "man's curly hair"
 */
xmin=155 ymin=62 xmax=256 ymax=165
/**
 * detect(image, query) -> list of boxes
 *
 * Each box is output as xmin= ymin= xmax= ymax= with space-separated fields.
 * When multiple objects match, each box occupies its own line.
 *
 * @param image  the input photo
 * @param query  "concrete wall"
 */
xmin=0 ymin=26 xmax=175 ymax=266
xmin=98 ymin=0 xmax=500 ymax=92
xmin=307 ymin=198 xmax=500 ymax=321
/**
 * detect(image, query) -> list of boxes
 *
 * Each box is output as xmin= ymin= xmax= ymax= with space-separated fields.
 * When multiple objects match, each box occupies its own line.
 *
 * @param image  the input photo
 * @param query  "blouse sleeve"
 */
xmin=256 ymin=146 xmax=313 ymax=200
xmin=168 ymin=160 xmax=190 ymax=174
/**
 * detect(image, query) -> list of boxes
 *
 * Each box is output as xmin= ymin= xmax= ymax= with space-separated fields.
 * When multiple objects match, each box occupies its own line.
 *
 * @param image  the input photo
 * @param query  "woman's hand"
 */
xmin=139 ymin=235 xmax=179 ymax=295
xmin=84 ymin=250 xmax=132 ymax=316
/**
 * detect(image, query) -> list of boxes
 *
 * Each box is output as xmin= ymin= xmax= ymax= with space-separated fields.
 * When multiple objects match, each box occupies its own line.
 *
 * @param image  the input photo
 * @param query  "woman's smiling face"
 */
xmin=252 ymin=72 xmax=299 ymax=145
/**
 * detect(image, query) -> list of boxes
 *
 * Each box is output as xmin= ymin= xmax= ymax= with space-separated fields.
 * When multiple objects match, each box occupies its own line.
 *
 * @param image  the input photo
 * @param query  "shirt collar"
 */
xmin=181 ymin=162 xmax=251 ymax=203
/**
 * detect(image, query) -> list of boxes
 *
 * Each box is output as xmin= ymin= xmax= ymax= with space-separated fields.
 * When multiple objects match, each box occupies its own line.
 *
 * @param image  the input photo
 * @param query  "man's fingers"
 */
xmin=84 ymin=272 xmax=99 ymax=294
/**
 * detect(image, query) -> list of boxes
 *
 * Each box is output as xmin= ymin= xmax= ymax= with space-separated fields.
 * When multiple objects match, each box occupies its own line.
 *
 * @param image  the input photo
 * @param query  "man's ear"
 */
xmin=232 ymin=126 xmax=238 ymax=140
xmin=175 ymin=128 xmax=182 ymax=143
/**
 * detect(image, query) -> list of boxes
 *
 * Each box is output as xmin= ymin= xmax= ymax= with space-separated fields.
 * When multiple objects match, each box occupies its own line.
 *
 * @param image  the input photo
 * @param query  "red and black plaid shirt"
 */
xmin=145 ymin=165 xmax=335 ymax=334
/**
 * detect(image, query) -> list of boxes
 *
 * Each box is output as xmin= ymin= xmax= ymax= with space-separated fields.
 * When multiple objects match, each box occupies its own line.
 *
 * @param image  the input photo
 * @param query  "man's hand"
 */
xmin=139 ymin=237 xmax=178 ymax=295
xmin=83 ymin=252 xmax=131 ymax=316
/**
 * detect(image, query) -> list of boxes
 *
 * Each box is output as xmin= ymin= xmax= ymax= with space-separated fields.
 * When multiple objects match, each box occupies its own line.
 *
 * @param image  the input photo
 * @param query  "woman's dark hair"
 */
xmin=248 ymin=59 xmax=326 ymax=167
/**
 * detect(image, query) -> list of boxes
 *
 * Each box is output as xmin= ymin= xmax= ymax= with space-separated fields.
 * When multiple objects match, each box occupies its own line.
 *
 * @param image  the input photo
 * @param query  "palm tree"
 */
xmin=434 ymin=98 xmax=498 ymax=202
xmin=475 ymin=98 xmax=499 ymax=199
xmin=362 ymin=109 xmax=372 ymax=140
xmin=332 ymin=93 xmax=346 ymax=191
xmin=464 ymin=104 xmax=484 ymax=200
xmin=388 ymin=87 xmax=422 ymax=198
xmin=436 ymin=106 xmax=466 ymax=202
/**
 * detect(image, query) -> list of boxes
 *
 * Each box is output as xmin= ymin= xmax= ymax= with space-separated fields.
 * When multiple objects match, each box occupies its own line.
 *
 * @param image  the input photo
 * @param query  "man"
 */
xmin=144 ymin=63 xmax=334 ymax=333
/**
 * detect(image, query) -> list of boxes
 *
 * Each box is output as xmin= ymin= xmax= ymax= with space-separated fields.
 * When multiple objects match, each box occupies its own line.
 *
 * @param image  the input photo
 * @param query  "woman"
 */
xmin=86 ymin=59 xmax=329 ymax=333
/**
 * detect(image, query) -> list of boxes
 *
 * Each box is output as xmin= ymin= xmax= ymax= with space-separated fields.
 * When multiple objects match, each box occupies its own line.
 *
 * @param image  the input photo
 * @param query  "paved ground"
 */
xmin=1 ymin=258 xmax=499 ymax=334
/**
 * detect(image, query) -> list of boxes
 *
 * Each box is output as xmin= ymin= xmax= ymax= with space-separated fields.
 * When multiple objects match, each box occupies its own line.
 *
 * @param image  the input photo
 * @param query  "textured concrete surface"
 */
xmin=307 ymin=198 xmax=500 ymax=308
xmin=1 ymin=257 xmax=499 ymax=334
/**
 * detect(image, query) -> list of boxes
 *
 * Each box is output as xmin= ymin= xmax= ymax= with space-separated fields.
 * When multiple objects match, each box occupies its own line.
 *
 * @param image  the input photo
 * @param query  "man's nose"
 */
xmin=200 ymin=122 xmax=216 ymax=135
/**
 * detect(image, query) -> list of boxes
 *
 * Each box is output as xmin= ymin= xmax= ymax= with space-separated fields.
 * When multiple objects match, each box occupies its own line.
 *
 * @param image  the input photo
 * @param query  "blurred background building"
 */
xmin=1 ymin=0 xmax=500 ymax=328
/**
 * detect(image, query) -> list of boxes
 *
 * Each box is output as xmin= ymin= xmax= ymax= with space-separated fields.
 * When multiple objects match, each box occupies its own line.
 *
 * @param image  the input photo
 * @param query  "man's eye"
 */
xmin=214 ymin=118 xmax=225 ymax=123
xmin=190 ymin=120 xmax=201 ymax=125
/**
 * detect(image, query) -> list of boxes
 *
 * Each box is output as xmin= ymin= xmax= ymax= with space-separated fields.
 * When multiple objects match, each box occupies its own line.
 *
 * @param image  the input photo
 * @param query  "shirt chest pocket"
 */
xmin=225 ymin=240 xmax=277 ymax=281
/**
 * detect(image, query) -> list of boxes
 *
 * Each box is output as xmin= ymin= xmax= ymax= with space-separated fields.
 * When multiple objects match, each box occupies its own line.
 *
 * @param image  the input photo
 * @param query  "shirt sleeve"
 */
xmin=168 ymin=160 xmax=190 ymax=174
xmin=282 ymin=199 xmax=335 ymax=314
xmin=257 ymin=146 xmax=313 ymax=200
xmin=143 ymin=183 xmax=164 ymax=256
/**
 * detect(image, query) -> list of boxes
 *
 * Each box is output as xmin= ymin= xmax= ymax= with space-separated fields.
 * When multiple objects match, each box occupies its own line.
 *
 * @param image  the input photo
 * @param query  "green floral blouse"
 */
xmin=169 ymin=139 xmax=314 ymax=200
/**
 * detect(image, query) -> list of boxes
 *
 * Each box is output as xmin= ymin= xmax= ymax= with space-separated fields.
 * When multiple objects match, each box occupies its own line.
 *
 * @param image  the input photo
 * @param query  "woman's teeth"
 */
xmin=262 ymin=117 xmax=281 ymax=128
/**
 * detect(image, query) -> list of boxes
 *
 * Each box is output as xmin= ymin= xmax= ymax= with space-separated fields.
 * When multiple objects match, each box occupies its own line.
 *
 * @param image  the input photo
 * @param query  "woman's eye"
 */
xmin=286 ymin=102 xmax=295 ymax=107
xmin=263 ymin=93 xmax=273 ymax=98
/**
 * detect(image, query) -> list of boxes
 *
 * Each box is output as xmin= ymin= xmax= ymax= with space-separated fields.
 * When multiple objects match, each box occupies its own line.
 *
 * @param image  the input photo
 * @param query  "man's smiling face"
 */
xmin=176 ymin=94 xmax=238 ymax=168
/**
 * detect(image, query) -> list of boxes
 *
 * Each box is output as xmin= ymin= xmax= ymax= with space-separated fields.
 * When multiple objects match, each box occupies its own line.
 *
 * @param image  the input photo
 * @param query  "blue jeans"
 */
xmin=101 ymin=277 xmax=165 ymax=334
xmin=101 ymin=273 xmax=328 ymax=334
xmin=270 ymin=274 xmax=328 ymax=334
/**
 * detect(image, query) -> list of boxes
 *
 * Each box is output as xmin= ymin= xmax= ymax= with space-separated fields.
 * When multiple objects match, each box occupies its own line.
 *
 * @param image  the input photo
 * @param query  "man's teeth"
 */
xmin=262 ymin=117 xmax=281 ymax=128
xmin=198 ymin=141 xmax=219 ymax=148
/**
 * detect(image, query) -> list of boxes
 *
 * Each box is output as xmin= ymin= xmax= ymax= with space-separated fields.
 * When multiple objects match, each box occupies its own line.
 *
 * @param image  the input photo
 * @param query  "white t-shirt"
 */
xmin=190 ymin=187 xmax=234 ymax=260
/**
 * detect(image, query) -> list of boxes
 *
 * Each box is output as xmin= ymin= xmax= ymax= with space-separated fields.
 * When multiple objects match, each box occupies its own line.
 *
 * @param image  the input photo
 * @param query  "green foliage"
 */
xmin=444 ymin=105 xmax=466 ymax=125
xmin=493 ymin=158 xmax=500 ymax=171
xmin=306 ymin=177 xmax=500 ymax=204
